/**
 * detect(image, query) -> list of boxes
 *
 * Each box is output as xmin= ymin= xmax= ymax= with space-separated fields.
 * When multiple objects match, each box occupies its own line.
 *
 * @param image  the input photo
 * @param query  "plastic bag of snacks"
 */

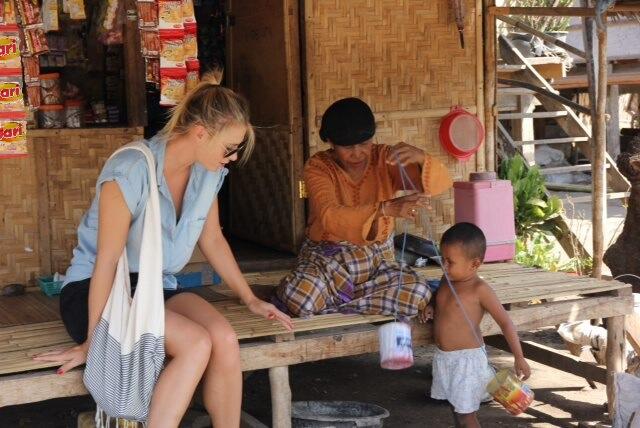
xmin=182 ymin=0 xmax=195 ymax=24
xmin=160 ymin=29 xmax=185 ymax=68
xmin=25 ymin=82 xmax=40 ymax=108
xmin=42 ymin=0 xmax=59 ymax=32
xmin=2 ymin=0 xmax=18 ymax=25
xmin=0 ymin=111 xmax=28 ymax=158
xmin=67 ymin=0 xmax=86 ymax=20
xmin=0 ymin=26 xmax=21 ymax=69
xmin=186 ymin=59 xmax=199 ymax=92
xmin=16 ymin=0 xmax=42 ymax=26
xmin=160 ymin=68 xmax=186 ymax=106
xmin=184 ymin=22 xmax=197 ymax=60
xmin=137 ymin=1 xmax=158 ymax=28
xmin=0 ymin=69 xmax=24 ymax=112
xmin=141 ymin=29 xmax=160 ymax=56
xmin=22 ymin=55 xmax=39 ymax=83
xmin=158 ymin=0 xmax=183 ymax=30
xmin=145 ymin=57 xmax=160 ymax=85
xmin=21 ymin=25 xmax=48 ymax=55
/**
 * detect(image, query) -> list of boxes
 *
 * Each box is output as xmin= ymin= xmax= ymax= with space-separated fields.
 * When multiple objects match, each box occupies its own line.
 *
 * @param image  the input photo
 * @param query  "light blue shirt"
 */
xmin=64 ymin=134 xmax=228 ymax=290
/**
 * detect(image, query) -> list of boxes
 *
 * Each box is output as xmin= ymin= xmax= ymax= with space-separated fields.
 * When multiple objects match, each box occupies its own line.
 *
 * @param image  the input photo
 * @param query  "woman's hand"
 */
xmin=382 ymin=193 xmax=431 ymax=219
xmin=32 ymin=342 xmax=89 ymax=375
xmin=246 ymin=298 xmax=294 ymax=332
xmin=387 ymin=142 xmax=425 ymax=167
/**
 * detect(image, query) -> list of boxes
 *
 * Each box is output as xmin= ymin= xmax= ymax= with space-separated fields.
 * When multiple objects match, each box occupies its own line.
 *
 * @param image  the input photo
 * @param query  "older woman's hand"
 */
xmin=382 ymin=193 xmax=431 ymax=219
xmin=387 ymin=142 xmax=425 ymax=167
xmin=246 ymin=298 xmax=294 ymax=331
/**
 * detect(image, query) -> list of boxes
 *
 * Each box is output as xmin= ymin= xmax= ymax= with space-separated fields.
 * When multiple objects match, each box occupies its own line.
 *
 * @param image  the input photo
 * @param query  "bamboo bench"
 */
xmin=0 ymin=263 xmax=633 ymax=427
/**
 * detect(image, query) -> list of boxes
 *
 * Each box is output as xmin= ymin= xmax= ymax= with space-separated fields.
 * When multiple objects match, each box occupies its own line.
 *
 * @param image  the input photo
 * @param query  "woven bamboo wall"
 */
xmin=303 ymin=0 xmax=484 ymax=240
xmin=0 ymin=128 xmax=143 ymax=288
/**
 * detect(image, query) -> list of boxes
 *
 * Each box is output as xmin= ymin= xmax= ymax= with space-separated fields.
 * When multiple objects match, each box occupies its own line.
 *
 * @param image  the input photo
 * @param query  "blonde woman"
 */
xmin=34 ymin=76 xmax=293 ymax=427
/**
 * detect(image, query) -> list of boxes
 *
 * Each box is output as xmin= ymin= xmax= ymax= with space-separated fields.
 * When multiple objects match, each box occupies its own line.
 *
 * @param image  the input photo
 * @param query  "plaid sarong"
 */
xmin=274 ymin=238 xmax=431 ymax=319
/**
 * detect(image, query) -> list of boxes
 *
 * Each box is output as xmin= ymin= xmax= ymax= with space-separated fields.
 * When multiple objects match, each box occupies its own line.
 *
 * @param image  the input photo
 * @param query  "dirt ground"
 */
xmin=1 ymin=329 xmax=609 ymax=428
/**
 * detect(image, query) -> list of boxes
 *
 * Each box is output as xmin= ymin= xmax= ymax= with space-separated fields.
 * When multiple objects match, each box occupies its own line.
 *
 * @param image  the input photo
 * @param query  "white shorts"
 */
xmin=430 ymin=346 xmax=495 ymax=414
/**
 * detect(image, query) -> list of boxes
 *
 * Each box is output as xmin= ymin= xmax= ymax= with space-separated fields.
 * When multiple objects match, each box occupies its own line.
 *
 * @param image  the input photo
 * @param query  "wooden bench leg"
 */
xmin=269 ymin=366 xmax=292 ymax=428
xmin=606 ymin=315 xmax=626 ymax=420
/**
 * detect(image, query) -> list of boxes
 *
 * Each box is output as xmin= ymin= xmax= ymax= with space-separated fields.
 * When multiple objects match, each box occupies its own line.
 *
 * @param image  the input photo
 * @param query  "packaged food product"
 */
xmin=42 ymin=0 xmax=58 ymax=32
xmin=64 ymin=99 xmax=83 ymax=128
xmin=184 ymin=22 xmax=197 ymax=60
xmin=0 ymin=26 xmax=21 ymax=68
xmin=40 ymin=72 xmax=62 ymax=105
xmin=160 ymin=29 xmax=185 ymax=68
xmin=25 ymin=81 xmax=40 ymax=108
xmin=160 ymin=68 xmax=186 ymax=106
xmin=38 ymin=104 xmax=64 ymax=128
xmin=16 ymin=0 xmax=41 ymax=26
xmin=21 ymin=25 xmax=48 ymax=55
xmin=22 ymin=55 xmax=39 ymax=82
xmin=3 ymin=0 xmax=17 ymax=25
xmin=145 ymin=57 xmax=160 ymax=84
xmin=137 ymin=1 xmax=158 ymax=28
xmin=0 ymin=110 xmax=28 ymax=158
xmin=141 ymin=29 xmax=160 ymax=57
xmin=182 ymin=0 xmax=195 ymax=24
xmin=68 ymin=0 xmax=85 ymax=20
xmin=0 ymin=69 xmax=24 ymax=111
xmin=186 ymin=59 xmax=199 ymax=91
xmin=158 ymin=0 xmax=183 ymax=30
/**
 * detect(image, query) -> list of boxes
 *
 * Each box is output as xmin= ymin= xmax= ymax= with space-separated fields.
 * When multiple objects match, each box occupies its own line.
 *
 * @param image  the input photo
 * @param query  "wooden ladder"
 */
xmin=496 ymin=35 xmax=631 ymax=258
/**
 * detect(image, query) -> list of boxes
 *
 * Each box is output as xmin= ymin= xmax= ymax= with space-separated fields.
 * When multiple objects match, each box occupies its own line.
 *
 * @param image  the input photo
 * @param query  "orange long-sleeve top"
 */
xmin=304 ymin=144 xmax=453 ymax=245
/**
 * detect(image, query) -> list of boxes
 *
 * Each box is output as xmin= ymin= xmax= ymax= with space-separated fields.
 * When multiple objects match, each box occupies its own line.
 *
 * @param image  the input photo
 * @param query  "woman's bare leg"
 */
xmin=167 ymin=293 xmax=242 ymax=427
xmin=147 ymin=309 xmax=212 ymax=428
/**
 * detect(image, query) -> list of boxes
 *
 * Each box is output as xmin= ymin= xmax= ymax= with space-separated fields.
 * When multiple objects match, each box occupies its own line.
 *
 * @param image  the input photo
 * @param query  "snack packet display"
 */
xmin=160 ymin=29 xmax=184 ymax=68
xmin=160 ymin=68 xmax=186 ymax=106
xmin=0 ymin=111 xmax=27 ymax=158
xmin=158 ymin=0 xmax=183 ymax=30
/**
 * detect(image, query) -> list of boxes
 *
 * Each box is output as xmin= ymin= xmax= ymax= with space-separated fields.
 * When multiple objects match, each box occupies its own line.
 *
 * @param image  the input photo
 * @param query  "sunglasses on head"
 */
xmin=224 ymin=138 xmax=248 ymax=158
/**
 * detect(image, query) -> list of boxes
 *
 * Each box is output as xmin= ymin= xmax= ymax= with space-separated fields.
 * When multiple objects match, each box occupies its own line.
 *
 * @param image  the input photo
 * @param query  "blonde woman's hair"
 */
xmin=160 ymin=69 xmax=255 ymax=163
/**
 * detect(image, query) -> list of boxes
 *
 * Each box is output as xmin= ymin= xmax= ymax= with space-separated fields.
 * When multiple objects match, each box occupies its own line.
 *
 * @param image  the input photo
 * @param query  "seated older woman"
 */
xmin=274 ymin=98 xmax=452 ymax=319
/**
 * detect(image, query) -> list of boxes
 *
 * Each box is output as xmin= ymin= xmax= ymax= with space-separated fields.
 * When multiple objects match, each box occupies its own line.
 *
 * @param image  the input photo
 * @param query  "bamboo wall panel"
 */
xmin=0 ymin=139 xmax=40 ymax=287
xmin=304 ymin=0 xmax=481 ymax=240
xmin=0 ymin=128 xmax=143 ymax=288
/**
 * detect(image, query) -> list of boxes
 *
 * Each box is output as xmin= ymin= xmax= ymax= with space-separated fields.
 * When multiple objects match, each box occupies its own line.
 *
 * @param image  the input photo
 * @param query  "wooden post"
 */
xmin=606 ymin=78 xmax=620 ymax=160
xmin=592 ymin=15 xmax=608 ymax=279
xmin=123 ymin=0 xmax=147 ymax=127
xmin=475 ymin=0 xmax=486 ymax=173
xmin=513 ymin=94 xmax=536 ymax=166
xmin=483 ymin=0 xmax=497 ymax=172
xmin=606 ymin=315 xmax=626 ymax=419
xmin=269 ymin=366 xmax=292 ymax=428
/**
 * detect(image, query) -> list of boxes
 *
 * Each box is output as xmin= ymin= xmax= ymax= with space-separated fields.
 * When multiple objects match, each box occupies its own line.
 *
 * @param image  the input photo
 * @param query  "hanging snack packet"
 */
xmin=186 ymin=59 xmax=199 ymax=92
xmin=3 ymin=0 xmax=18 ymax=25
xmin=183 ymin=22 xmax=197 ymax=60
xmin=141 ymin=29 xmax=160 ymax=56
xmin=16 ymin=0 xmax=41 ymax=26
xmin=0 ymin=26 xmax=20 ymax=68
xmin=42 ymin=0 xmax=58 ymax=32
xmin=160 ymin=29 xmax=185 ymax=68
xmin=0 ymin=69 xmax=24 ymax=112
xmin=21 ymin=25 xmax=48 ymax=55
xmin=160 ymin=68 xmax=186 ymax=106
xmin=137 ymin=1 xmax=158 ymax=28
xmin=182 ymin=0 xmax=195 ymax=24
xmin=0 ymin=111 xmax=28 ymax=158
xmin=145 ymin=57 xmax=160 ymax=85
xmin=25 ymin=81 xmax=40 ymax=108
xmin=158 ymin=0 xmax=183 ymax=30
xmin=68 ymin=0 xmax=85 ymax=20
xmin=22 ymin=55 xmax=39 ymax=83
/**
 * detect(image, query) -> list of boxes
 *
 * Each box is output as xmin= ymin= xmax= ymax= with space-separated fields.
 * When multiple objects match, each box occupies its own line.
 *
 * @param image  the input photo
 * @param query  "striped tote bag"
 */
xmin=83 ymin=142 xmax=165 ymax=425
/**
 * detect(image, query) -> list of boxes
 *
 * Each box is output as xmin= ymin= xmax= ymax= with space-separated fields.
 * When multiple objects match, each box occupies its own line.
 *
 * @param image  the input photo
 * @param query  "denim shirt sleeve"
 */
xmin=96 ymin=149 xmax=150 ymax=217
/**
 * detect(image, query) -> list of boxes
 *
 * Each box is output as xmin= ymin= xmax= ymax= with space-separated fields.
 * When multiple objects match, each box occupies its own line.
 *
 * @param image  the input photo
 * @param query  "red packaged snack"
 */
xmin=141 ymin=29 xmax=160 ymax=57
xmin=25 ymin=81 xmax=40 ymax=108
xmin=160 ymin=68 xmax=186 ymax=106
xmin=21 ymin=55 xmax=38 ymax=82
xmin=160 ymin=29 xmax=185 ymax=68
xmin=158 ymin=0 xmax=183 ymax=30
xmin=0 ymin=110 xmax=28 ymax=158
xmin=21 ymin=25 xmax=48 ymax=56
xmin=182 ymin=0 xmax=195 ymax=24
xmin=137 ymin=1 xmax=158 ymax=28
xmin=184 ymin=22 xmax=197 ymax=60
xmin=0 ymin=25 xmax=21 ymax=68
xmin=0 ymin=68 xmax=24 ymax=111
xmin=145 ymin=57 xmax=159 ymax=84
xmin=186 ymin=59 xmax=199 ymax=92
xmin=16 ymin=0 xmax=41 ymax=26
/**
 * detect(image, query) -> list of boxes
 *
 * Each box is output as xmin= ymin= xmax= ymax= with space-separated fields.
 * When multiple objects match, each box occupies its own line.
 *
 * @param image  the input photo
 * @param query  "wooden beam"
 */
xmin=0 ymin=370 xmax=87 ymax=407
xmin=592 ymin=19 xmax=608 ymax=279
xmin=606 ymin=315 xmax=626 ymax=419
xmin=496 ymin=15 xmax=586 ymax=58
xmin=490 ymin=6 xmax=640 ymax=17
xmin=607 ymin=79 xmax=621 ymax=160
xmin=485 ymin=336 xmax=607 ymax=384
xmin=484 ymin=0 xmax=497 ymax=172
xmin=32 ymin=137 xmax=52 ymax=276
xmin=123 ymin=0 xmax=147 ymax=127
xmin=269 ymin=366 xmax=292 ymax=428
xmin=552 ymin=72 xmax=640 ymax=90
xmin=476 ymin=0 xmax=486 ymax=173
xmin=498 ymin=78 xmax=591 ymax=114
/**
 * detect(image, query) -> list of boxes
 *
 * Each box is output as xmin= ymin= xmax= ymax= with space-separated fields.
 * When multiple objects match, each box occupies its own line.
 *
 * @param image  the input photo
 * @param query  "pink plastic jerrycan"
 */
xmin=453 ymin=172 xmax=516 ymax=262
